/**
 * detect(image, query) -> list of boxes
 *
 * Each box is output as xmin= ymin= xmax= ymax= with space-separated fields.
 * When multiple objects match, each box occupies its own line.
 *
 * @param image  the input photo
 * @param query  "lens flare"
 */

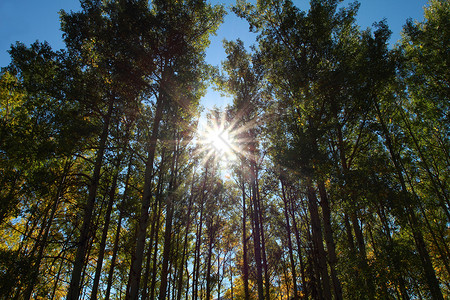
xmin=207 ymin=128 xmax=231 ymax=153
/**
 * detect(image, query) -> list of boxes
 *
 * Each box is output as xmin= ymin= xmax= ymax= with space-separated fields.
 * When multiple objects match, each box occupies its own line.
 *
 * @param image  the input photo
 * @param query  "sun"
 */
xmin=202 ymin=125 xmax=239 ymax=163
xmin=206 ymin=128 xmax=232 ymax=154
xmin=195 ymin=107 xmax=260 ymax=165
xmin=196 ymin=110 xmax=242 ymax=163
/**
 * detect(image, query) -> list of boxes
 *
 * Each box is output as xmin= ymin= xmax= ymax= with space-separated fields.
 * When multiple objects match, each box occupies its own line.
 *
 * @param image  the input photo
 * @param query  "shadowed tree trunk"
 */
xmin=250 ymin=160 xmax=264 ymax=300
xmin=281 ymin=180 xmax=299 ymax=300
xmin=193 ymin=162 xmax=208 ymax=300
xmin=241 ymin=176 xmax=250 ymax=300
xmin=317 ymin=180 xmax=343 ymax=300
xmin=142 ymin=149 xmax=166 ymax=300
xmin=24 ymin=161 xmax=71 ymax=300
xmin=67 ymin=98 xmax=114 ymax=300
xmin=91 ymin=143 xmax=127 ymax=300
xmin=126 ymin=88 xmax=165 ymax=300
xmin=306 ymin=179 xmax=332 ymax=300
xmin=374 ymin=101 xmax=443 ymax=300
xmin=159 ymin=134 xmax=180 ymax=300
xmin=105 ymin=153 xmax=133 ymax=300
xmin=287 ymin=185 xmax=308 ymax=299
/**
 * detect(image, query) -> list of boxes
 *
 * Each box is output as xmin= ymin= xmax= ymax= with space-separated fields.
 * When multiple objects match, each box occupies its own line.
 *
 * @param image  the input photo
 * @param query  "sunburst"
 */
xmin=205 ymin=126 xmax=233 ymax=155
xmin=195 ymin=108 xmax=259 ymax=168
xmin=195 ymin=110 xmax=242 ymax=165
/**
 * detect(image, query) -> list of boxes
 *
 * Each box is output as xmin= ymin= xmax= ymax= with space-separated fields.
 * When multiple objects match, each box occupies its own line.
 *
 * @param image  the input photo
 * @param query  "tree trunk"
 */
xmin=141 ymin=150 xmax=166 ymax=300
xmin=126 ymin=90 xmax=164 ymax=300
xmin=158 ymin=141 xmax=179 ymax=300
xmin=149 ymin=184 xmax=164 ymax=300
xmin=205 ymin=225 xmax=214 ymax=300
xmin=193 ymin=188 xmax=206 ymax=300
xmin=305 ymin=225 xmax=322 ymax=300
xmin=241 ymin=178 xmax=250 ymax=300
xmin=67 ymin=98 xmax=114 ymax=300
xmin=374 ymin=101 xmax=443 ymax=300
xmin=149 ymin=149 xmax=167 ymax=300
xmin=24 ymin=161 xmax=71 ymax=300
xmin=250 ymin=160 xmax=265 ymax=300
xmin=141 ymin=147 xmax=166 ymax=300
xmin=281 ymin=180 xmax=299 ymax=300
xmin=105 ymin=153 xmax=133 ymax=300
xmin=306 ymin=179 xmax=332 ymax=299
xmin=288 ymin=187 xmax=308 ymax=299
xmin=90 ymin=157 xmax=122 ymax=300
xmin=317 ymin=180 xmax=343 ymax=300
xmin=176 ymin=169 xmax=197 ymax=300
xmin=256 ymin=176 xmax=270 ymax=300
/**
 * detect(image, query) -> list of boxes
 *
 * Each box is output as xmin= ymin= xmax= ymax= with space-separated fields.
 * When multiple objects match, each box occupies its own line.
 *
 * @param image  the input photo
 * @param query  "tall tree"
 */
xmin=125 ymin=1 xmax=224 ymax=299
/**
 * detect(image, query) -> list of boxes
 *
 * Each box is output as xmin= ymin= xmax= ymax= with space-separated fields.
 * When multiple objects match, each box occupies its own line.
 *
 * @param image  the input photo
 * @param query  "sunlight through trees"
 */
xmin=0 ymin=0 xmax=448 ymax=299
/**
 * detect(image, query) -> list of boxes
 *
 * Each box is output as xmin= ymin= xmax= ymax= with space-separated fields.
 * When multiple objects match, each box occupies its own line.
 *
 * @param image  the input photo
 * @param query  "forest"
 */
xmin=0 ymin=0 xmax=448 ymax=299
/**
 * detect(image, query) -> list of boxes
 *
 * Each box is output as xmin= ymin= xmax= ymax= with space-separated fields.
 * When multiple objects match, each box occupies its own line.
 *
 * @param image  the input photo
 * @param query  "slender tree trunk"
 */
xmin=306 ymin=179 xmax=332 ymax=299
xmin=141 ymin=218 xmax=155 ymax=300
xmin=205 ymin=225 xmax=214 ymax=300
xmin=159 ymin=143 xmax=179 ymax=300
xmin=66 ymin=98 xmax=114 ymax=300
xmin=176 ymin=169 xmax=196 ymax=300
xmin=250 ymin=160 xmax=265 ymax=300
xmin=168 ymin=257 xmax=175 ymax=300
xmin=141 ymin=149 xmax=165 ymax=300
xmin=193 ymin=162 xmax=209 ymax=300
xmin=193 ymin=194 xmax=205 ymax=300
xmin=400 ymin=109 xmax=450 ymax=221
xmin=149 ymin=185 xmax=164 ymax=300
xmin=256 ymin=177 xmax=270 ymax=300
xmin=185 ymin=260 xmax=190 ymax=300
xmin=230 ymin=260 xmax=234 ymax=300
xmin=281 ymin=180 xmax=299 ymax=300
xmin=126 ymin=90 xmax=165 ymax=300
xmin=149 ymin=149 xmax=167 ymax=299
xmin=104 ymin=208 xmax=124 ymax=300
xmin=374 ymin=101 xmax=443 ymax=300
xmin=24 ymin=161 xmax=71 ymax=300
xmin=80 ymin=192 xmax=108 ymax=295
xmin=305 ymin=225 xmax=322 ymax=300
xmin=90 ymin=157 xmax=122 ymax=300
xmin=288 ymin=188 xmax=308 ymax=299
xmin=176 ymin=224 xmax=192 ymax=300
xmin=50 ymin=254 xmax=65 ymax=300
xmin=217 ymin=253 xmax=222 ymax=300
xmin=241 ymin=178 xmax=250 ymax=300
xmin=105 ymin=153 xmax=133 ymax=300
xmin=282 ymin=250 xmax=291 ymax=299
xmin=317 ymin=180 xmax=343 ymax=300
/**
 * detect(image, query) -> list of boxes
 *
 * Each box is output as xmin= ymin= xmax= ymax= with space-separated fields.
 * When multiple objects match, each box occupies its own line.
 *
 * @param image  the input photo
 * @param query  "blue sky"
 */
xmin=0 ymin=0 xmax=429 ymax=108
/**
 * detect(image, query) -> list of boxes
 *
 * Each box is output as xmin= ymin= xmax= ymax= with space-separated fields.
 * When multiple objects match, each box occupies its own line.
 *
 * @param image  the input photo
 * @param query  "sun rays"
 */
xmin=196 ymin=113 xmax=238 ymax=164
xmin=205 ymin=126 xmax=233 ymax=155
xmin=194 ymin=108 xmax=260 ymax=168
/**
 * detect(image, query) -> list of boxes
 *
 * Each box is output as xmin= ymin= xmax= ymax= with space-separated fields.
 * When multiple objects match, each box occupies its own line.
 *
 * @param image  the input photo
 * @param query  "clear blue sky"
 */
xmin=0 ymin=0 xmax=429 ymax=108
